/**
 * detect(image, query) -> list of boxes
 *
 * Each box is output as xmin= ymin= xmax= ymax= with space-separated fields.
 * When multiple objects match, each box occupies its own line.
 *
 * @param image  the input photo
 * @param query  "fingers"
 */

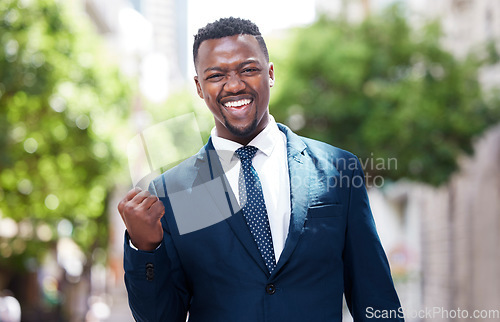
xmin=130 ymin=190 xmax=156 ymax=210
xmin=118 ymin=187 xmax=142 ymax=214
xmin=139 ymin=194 xmax=159 ymax=210
xmin=116 ymin=187 xmax=165 ymax=251
xmin=149 ymin=199 xmax=166 ymax=220
xmin=118 ymin=188 xmax=155 ymax=211
xmin=117 ymin=187 xmax=164 ymax=223
xmin=125 ymin=187 xmax=142 ymax=201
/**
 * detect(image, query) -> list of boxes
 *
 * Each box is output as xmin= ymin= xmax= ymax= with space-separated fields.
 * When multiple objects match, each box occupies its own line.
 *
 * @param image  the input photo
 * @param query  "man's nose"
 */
xmin=224 ymin=74 xmax=245 ymax=93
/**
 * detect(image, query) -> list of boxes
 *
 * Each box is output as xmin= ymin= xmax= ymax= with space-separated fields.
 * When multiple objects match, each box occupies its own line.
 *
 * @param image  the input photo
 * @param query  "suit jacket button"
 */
xmin=146 ymin=263 xmax=154 ymax=281
xmin=266 ymin=283 xmax=276 ymax=295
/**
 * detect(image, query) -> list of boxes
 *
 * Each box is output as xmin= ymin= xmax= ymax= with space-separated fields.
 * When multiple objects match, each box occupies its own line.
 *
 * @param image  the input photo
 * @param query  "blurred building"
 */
xmin=408 ymin=0 xmax=500 ymax=88
xmin=82 ymin=0 xmax=189 ymax=100
xmin=315 ymin=0 xmax=400 ymax=22
xmin=384 ymin=124 xmax=500 ymax=322
xmin=140 ymin=0 xmax=188 ymax=83
xmin=316 ymin=0 xmax=500 ymax=88
xmin=406 ymin=1 xmax=500 ymax=321
xmin=316 ymin=1 xmax=500 ymax=321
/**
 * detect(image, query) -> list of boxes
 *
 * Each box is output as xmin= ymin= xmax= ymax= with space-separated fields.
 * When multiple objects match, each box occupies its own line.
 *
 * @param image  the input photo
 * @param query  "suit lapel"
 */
xmin=272 ymin=124 xmax=310 ymax=277
xmin=194 ymin=127 xmax=312 ymax=278
xmin=197 ymin=139 xmax=270 ymax=276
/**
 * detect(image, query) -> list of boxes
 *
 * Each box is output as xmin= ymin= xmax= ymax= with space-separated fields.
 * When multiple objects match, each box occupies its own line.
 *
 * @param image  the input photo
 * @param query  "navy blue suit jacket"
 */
xmin=123 ymin=124 xmax=403 ymax=321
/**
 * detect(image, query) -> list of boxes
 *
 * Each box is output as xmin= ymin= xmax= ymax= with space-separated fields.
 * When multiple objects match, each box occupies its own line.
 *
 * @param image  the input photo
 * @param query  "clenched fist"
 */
xmin=117 ymin=187 xmax=165 ymax=251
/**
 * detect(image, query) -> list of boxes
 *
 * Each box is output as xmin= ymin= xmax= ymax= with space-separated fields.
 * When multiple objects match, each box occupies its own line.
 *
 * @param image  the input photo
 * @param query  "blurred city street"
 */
xmin=1 ymin=0 xmax=500 ymax=321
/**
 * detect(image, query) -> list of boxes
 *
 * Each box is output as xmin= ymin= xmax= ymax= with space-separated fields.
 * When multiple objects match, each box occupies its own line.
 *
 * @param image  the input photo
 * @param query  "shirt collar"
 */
xmin=211 ymin=115 xmax=280 ymax=165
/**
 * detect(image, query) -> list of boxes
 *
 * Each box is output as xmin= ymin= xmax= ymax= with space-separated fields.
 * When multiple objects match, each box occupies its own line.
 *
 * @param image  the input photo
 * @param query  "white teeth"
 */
xmin=224 ymin=99 xmax=251 ymax=108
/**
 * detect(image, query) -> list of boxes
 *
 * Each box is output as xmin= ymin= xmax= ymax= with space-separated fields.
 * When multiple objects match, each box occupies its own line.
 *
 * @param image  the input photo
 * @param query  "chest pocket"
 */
xmin=307 ymin=204 xmax=343 ymax=218
xmin=299 ymin=203 xmax=345 ymax=266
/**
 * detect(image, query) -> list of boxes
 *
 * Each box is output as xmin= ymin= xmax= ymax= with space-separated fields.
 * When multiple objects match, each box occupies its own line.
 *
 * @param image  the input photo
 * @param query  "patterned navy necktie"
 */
xmin=236 ymin=146 xmax=277 ymax=273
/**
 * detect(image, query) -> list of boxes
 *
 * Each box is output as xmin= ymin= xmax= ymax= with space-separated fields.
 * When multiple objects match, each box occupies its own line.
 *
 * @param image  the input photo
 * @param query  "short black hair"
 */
xmin=193 ymin=17 xmax=269 ymax=67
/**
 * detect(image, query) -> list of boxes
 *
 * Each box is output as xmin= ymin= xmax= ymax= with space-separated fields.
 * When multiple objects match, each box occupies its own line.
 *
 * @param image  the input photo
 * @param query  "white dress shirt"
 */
xmin=211 ymin=116 xmax=291 ymax=261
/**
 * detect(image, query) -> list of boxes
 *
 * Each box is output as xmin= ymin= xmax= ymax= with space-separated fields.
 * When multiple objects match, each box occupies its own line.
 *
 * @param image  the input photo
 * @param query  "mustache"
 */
xmin=217 ymin=88 xmax=257 ymax=103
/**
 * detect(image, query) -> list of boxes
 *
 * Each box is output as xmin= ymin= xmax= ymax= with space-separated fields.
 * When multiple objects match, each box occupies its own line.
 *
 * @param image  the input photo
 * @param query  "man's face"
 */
xmin=194 ymin=34 xmax=274 ymax=145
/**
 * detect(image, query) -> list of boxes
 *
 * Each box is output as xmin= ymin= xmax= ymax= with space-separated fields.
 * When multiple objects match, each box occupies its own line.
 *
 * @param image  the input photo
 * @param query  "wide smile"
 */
xmin=220 ymin=97 xmax=254 ymax=118
xmin=223 ymin=98 xmax=252 ymax=108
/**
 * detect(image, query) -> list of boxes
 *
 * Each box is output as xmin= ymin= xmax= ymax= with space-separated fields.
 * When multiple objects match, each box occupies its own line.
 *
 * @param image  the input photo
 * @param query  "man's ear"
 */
xmin=268 ymin=62 xmax=275 ymax=88
xmin=194 ymin=76 xmax=204 ymax=99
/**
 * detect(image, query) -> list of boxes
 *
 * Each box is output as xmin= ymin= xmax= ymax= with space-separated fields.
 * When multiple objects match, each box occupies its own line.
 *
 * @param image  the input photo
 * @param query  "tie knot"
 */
xmin=235 ymin=145 xmax=258 ymax=161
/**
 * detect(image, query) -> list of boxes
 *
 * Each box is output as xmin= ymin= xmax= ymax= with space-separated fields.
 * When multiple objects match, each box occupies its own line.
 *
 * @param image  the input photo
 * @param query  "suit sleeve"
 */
xmin=123 ymin=180 xmax=191 ymax=322
xmin=343 ymin=157 xmax=404 ymax=321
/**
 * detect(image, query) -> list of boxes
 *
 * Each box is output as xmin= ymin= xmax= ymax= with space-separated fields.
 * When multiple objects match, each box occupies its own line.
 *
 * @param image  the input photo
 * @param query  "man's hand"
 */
xmin=118 ymin=187 xmax=165 ymax=251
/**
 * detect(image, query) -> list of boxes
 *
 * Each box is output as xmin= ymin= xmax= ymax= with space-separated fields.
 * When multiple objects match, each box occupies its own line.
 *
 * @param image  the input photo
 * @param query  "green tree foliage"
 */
xmin=270 ymin=6 xmax=499 ymax=186
xmin=0 ymin=0 xmax=131 ymax=270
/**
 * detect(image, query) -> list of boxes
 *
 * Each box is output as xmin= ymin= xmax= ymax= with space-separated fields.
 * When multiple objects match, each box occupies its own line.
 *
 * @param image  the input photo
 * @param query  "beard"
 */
xmin=221 ymin=107 xmax=259 ymax=138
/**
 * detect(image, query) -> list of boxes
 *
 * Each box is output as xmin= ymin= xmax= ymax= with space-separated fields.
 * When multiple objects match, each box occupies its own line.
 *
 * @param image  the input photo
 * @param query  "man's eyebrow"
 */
xmin=238 ymin=60 xmax=260 ymax=68
xmin=203 ymin=66 xmax=223 ymax=74
xmin=202 ymin=60 xmax=261 ymax=74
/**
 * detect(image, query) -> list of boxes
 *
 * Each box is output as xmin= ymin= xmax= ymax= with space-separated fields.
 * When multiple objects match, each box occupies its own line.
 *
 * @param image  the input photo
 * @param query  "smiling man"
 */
xmin=194 ymin=32 xmax=273 ymax=144
xmin=118 ymin=17 xmax=403 ymax=321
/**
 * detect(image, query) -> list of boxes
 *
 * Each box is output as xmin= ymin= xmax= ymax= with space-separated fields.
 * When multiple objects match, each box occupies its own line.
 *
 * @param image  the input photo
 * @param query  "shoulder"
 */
xmin=278 ymin=123 xmax=359 ymax=172
xmin=149 ymin=145 xmax=207 ymax=197
xmin=303 ymin=137 xmax=361 ymax=173
xmin=301 ymin=136 xmax=355 ymax=158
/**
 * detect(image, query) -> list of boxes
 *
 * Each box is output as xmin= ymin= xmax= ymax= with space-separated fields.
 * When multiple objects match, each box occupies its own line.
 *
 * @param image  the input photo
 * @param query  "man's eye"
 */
xmin=207 ymin=74 xmax=223 ymax=80
xmin=242 ymin=68 xmax=258 ymax=73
